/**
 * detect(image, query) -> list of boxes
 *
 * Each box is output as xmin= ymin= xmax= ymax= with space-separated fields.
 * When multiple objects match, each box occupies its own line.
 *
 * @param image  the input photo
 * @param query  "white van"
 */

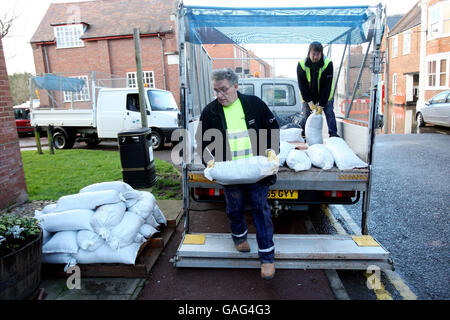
xmin=238 ymin=78 xmax=303 ymax=119
xmin=31 ymin=87 xmax=180 ymax=150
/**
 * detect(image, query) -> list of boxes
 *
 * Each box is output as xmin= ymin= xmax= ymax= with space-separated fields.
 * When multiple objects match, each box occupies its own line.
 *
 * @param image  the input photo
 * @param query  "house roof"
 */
xmin=388 ymin=1 xmax=421 ymax=37
xmin=31 ymin=0 xmax=177 ymax=44
xmin=386 ymin=14 xmax=403 ymax=31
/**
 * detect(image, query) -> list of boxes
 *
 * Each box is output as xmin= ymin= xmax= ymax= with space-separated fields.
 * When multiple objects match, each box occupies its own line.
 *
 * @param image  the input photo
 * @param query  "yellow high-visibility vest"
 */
xmin=299 ymin=56 xmax=334 ymax=101
xmin=223 ymin=98 xmax=253 ymax=160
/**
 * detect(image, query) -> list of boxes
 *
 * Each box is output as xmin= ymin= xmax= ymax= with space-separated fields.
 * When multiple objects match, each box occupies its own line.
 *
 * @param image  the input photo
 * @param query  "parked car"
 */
xmin=13 ymin=104 xmax=33 ymax=135
xmin=416 ymin=90 xmax=450 ymax=128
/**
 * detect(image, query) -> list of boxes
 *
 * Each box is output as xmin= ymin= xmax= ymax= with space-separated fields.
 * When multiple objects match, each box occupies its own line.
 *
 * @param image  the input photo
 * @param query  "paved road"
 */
xmin=342 ymin=131 xmax=450 ymax=300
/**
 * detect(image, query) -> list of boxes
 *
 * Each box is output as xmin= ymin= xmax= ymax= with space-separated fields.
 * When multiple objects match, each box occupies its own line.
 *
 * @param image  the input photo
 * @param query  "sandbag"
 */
xmin=325 ymin=137 xmax=368 ymax=170
xmin=55 ymin=190 xmax=125 ymax=211
xmin=152 ymin=205 xmax=167 ymax=226
xmin=42 ymin=231 xmax=78 ymax=254
xmin=145 ymin=214 xmax=160 ymax=229
xmin=280 ymin=128 xmax=304 ymax=142
xmin=305 ymin=144 xmax=334 ymax=170
xmin=77 ymin=230 xmax=105 ymax=252
xmin=37 ymin=209 xmax=94 ymax=232
xmin=278 ymin=141 xmax=296 ymax=166
xmin=305 ymin=109 xmax=323 ymax=146
xmin=107 ymin=212 xmax=145 ymax=250
xmin=75 ymin=242 xmax=141 ymax=265
xmin=128 ymin=191 xmax=157 ymax=219
xmin=90 ymin=202 xmax=127 ymax=240
xmin=42 ymin=253 xmax=77 ymax=267
xmin=204 ymin=156 xmax=278 ymax=185
xmin=139 ymin=224 xmax=159 ymax=238
xmin=286 ymin=149 xmax=312 ymax=172
xmin=42 ymin=203 xmax=57 ymax=214
xmin=80 ymin=181 xmax=140 ymax=200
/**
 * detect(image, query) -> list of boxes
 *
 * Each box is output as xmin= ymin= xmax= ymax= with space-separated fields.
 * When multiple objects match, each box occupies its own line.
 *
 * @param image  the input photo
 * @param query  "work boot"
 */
xmin=235 ymin=240 xmax=250 ymax=252
xmin=261 ymin=263 xmax=275 ymax=280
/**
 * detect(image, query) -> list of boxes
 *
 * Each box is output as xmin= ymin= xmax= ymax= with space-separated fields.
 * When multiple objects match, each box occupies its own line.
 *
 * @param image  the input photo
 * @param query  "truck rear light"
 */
xmin=323 ymin=191 xmax=355 ymax=198
xmin=194 ymin=188 xmax=223 ymax=197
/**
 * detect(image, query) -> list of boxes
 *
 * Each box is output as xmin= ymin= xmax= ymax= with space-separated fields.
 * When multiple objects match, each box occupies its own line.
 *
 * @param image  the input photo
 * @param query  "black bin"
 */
xmin=118 ymin=128 xmax=157 ymax=188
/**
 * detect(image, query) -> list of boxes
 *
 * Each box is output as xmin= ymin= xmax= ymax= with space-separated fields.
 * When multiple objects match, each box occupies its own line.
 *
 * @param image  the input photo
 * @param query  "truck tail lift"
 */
xmin=173 ymin=2 xmax=393 ymax=271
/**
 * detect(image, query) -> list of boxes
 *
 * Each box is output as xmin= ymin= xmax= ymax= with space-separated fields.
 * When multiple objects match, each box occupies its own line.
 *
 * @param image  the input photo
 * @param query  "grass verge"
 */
xmin=21 ymin=149 xmax=182 ymax=201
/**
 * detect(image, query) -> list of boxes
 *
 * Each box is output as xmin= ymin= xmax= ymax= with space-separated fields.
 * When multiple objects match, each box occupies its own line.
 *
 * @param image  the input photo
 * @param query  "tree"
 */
xmin=8 ymin=72 xmax=34 ymax=106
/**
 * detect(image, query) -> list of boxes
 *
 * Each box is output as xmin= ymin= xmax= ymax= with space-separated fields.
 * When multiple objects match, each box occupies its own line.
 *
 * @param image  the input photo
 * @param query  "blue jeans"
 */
xmin=301 ymin=99 xmax=339 ymax=137
xmin=223 ymin=182 xmax=274 ymax=264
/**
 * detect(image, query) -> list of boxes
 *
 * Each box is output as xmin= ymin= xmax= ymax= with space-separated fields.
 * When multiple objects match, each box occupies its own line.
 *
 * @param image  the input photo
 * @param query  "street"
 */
xmin=18 ymin=125 xmax=450 ymax=300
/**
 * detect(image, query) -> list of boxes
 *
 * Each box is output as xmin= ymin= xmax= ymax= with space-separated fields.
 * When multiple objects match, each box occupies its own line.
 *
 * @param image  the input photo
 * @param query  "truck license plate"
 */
xmin=268 ymin=190 xmax=298 ymax=199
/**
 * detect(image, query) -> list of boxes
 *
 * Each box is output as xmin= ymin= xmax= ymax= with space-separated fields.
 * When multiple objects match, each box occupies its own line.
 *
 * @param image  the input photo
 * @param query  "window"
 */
xmin=392 ymin=73 xmax=397 ymax=95
xmin=126 ymin=94 xmax=140 ymax=112
xmin=63 ymin=76 xmax=90 ymax=102
xmin=392 ymin=35 xmax=398 ymax=58
xmin=440 ymin=59 xmax=447 ymax=87
xmin=427 ymin=57 xmax=448 ymax=88
xmin=148 ymin=90 xmax=178 ymax=111
xmin=429 ymin=1 xmax=450 ymax=38
xmin=430 ymin=91 xmax=449 ymax=104
xmin=428 ymin=61 xmax=436 ymax=87
xmin=238 ymin=84 xmax=254 ymax=95
xmin=54 ymin=24 xmax=84 ymax=48
xmin=403 ymin=31 xmax=411 ymax=55
xmin=127 ymin=71 xmax=155 ymax=88
xmin=261 ymin=84 xmax=296 ymax=106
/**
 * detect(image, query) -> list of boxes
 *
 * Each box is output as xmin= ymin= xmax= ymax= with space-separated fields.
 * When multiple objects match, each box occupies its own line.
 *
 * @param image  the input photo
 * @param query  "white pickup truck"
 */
xmin=30 ymin=87 xmax=180 ymax=150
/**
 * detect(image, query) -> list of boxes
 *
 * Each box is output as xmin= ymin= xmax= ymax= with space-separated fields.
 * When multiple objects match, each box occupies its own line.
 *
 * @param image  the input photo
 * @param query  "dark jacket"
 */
xmin=196 ymin=91 xmax=279 ymax=185
xmin=296 ymin=56 xmax=334 ymax=108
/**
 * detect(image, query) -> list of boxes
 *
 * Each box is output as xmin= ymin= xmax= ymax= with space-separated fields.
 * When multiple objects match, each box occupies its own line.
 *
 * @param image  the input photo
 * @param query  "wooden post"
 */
xmin=133 ymin=28 xmax=148 ymax=128
xmin=34 ymin=126 xmax=42 ymax=154
xmin=47 ymin=125 xmax=54 ymax=154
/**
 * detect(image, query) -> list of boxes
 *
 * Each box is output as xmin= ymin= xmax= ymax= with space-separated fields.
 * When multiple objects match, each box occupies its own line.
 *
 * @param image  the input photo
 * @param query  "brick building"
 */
xmin=30 ymin=0 xmax=181 ymax=107
xmin=418 ymin=0 xmax=450 ymax=104
xmin=0 ymin=36 xmax=28 ymax=210
xmin=203 ymin=44 xmax=273 ymax=78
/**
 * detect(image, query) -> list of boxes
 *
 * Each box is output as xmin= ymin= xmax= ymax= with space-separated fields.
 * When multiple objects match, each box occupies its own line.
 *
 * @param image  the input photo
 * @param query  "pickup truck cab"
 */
xmin=31 ymin=87 xmax=180 ymax=150
xmin=238 ymin=78 xmax=302 ymax=119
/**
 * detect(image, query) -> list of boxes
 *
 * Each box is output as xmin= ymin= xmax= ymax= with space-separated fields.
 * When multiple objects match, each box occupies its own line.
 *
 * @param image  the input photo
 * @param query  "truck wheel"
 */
xmin=151 ymin=130 xmax=164 ymax=150
xmin=53 ymin=131 xmax=74 ymax=149
xmin=416 ymin=112 xmax=425 ymax=127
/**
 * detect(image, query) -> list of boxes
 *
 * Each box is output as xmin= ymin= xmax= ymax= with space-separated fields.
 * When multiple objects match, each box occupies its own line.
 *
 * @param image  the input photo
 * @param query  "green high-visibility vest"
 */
xmin=299 ymin=56 xmax=335 ymax=101
xmin=223 ymin=98 xmax=253 ymax=160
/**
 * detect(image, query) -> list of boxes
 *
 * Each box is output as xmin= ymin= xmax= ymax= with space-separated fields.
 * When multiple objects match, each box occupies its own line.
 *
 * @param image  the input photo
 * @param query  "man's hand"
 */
xmin=308 ymin=101 xmax=316 ymax=111
xmin=266 ymin=149 xmax=279 ymax=163
xmin=315 ymin=104 xmax=323 ymax=114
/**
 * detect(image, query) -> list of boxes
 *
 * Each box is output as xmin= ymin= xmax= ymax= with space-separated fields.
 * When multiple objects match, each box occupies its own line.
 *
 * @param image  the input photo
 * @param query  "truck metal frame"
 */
xmin=173 ymin=1 xmax=393 ymax=271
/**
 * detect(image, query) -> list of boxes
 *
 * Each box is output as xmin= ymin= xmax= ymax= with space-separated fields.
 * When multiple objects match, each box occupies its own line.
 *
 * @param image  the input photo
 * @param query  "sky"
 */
xmin=1 ymin=0 xmax=419 ymax=75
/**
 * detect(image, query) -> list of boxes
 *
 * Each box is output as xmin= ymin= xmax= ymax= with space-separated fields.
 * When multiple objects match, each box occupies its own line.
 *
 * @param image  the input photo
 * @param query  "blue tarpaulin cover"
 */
xmin=183 ymin=6 xmax=376 ymax=45
xmin=32 ymin=74 xmax=85 ymax=92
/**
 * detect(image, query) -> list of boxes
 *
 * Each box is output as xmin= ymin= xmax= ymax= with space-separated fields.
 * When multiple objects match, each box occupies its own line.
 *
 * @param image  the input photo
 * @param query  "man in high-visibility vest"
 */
xmin=197 ymin=68 xmax=279 ymax=280
xmin=297 ymin=41 xmax=339 ymax=137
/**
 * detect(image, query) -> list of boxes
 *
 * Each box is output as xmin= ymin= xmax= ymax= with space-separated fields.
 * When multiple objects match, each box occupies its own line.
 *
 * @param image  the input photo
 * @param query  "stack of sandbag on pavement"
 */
xmin=277 ymin=112 xmax=367 ymax=171
xmin=34 ymin=181 xmax=167 ymax=270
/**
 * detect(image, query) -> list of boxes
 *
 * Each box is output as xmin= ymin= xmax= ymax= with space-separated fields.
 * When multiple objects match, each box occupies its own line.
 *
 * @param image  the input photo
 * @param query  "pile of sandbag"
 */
xmin=35 ymin=181 xmax=167 ymax=269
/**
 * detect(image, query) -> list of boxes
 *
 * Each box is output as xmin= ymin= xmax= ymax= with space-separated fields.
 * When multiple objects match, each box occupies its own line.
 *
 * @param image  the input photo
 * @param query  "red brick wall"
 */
xmin=387 ymin=24 xmax=421 ymax=104
xmin=32 ymin=32 xmax=180 ymax=107
xmin=0 ymin=37 xmax=28 ymax=210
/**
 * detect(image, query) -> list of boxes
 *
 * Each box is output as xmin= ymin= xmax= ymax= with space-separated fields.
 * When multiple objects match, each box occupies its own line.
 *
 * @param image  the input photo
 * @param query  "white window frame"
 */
xmin=428 ymin=0 xmax=450 ymax=40
xmin=53 ymin=24 xmax=85 ymax=49
xmin=392 ymin=73 xmax=397 ymax=95
xmin=63 ymin=76 xmax=90 ymax=102
xmin=126 ymin=71 xmax=155 ymax=88
xmin=403 ymin=30 xmax=411 ymax=55
xmin=392 ymin=35 xmax=398 ymax=58
xmin=426 ymin=53 xmax=449 ymax=89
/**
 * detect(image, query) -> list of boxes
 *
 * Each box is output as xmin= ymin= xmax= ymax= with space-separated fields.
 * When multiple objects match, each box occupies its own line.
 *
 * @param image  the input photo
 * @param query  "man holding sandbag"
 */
xmin=297 ymin=41 xmax=339 ymax=138
xmin=196 ymin=68 xmax=279 ymax=280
